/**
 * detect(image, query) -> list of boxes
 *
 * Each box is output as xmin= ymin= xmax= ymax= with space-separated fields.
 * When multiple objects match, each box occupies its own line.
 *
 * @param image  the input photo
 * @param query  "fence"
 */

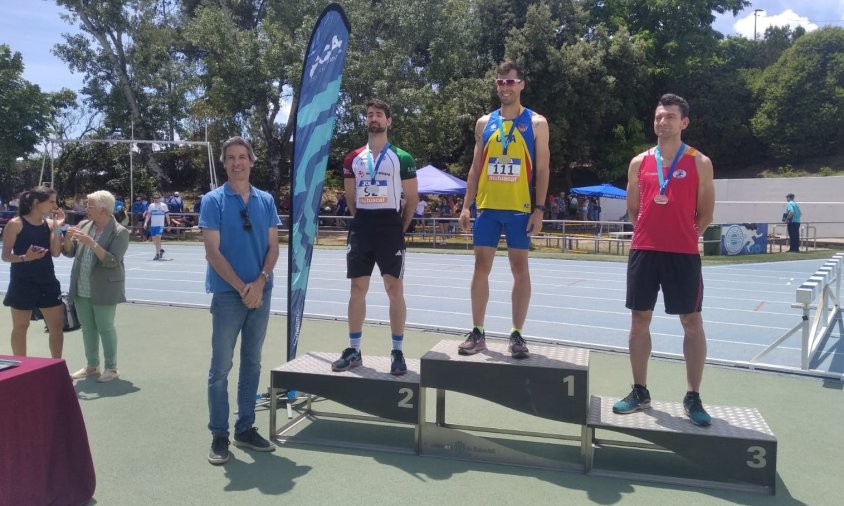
xmin=139 ymin=214 xmax=835 ymax=256
xmin=749 ymin=252 xmax=843 ymax=374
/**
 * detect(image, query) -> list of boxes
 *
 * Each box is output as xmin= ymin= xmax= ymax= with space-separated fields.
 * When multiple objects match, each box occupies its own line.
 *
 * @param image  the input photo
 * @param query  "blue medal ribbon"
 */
xmin=365 ymin=142 xmax=391 ymax=183
xmin=654 ymin=143 xmax=686 ymax=196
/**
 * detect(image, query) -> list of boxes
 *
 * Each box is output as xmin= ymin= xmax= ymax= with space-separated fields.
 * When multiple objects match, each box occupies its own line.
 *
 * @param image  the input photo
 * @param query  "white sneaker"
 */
xmin=71 ymin=367 xmax=99 ymax=380
xmin=98 ymin=369 xmax=120 ymax=383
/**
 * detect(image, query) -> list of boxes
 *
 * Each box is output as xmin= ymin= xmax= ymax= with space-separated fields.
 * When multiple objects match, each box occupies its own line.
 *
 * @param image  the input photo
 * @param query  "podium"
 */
xmin=418 ymin=339 xmax=589 ymax=470
xmin=584 ymin=396 xmax=777 ymax=494
xmin=270 ymin=340 xmax=778 ymax=494
xmin=269 ymin=352 xmax=421 ymax=454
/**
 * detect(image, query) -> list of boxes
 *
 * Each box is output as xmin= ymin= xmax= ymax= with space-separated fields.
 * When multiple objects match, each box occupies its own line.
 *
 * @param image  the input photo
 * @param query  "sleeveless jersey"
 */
xmin=344 ymin=143 xmax=416 ymax=212
xmin=630 ymin=147 xmax=701 ymax=255
xmin=477 ymin=108 xmax=536 ymax=212
xmin=11 ymin=218 xmax=55 ymax=282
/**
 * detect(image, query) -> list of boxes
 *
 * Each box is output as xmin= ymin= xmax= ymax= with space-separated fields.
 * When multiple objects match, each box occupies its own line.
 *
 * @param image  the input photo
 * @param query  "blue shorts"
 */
xmin=150 ymin=226 xmax=164 ymax=237
xmin=473 ymin=209 xmax=531 ymax=249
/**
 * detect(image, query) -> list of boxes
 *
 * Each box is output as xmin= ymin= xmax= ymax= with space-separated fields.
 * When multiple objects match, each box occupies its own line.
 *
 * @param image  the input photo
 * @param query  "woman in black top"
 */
xmin=2 ymin=186 xmax=67 ymax=357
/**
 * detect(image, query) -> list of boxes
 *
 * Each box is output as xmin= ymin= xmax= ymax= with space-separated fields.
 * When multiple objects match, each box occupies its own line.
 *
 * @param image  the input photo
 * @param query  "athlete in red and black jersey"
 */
xmin=614 ymin=94 xmax=716 ymax=427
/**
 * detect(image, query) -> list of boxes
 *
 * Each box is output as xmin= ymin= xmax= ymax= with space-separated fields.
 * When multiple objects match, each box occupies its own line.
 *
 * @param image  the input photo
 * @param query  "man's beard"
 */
xmin=368 ymin=124 xmax=386 ymax=134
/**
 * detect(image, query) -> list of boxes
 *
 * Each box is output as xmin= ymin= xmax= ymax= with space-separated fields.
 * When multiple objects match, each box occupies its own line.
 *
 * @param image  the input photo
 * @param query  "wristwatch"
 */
xmin=261 ymin=271 xmax=272 ymax=282
xmin=534 ymin=204 xmax=546 ymax=211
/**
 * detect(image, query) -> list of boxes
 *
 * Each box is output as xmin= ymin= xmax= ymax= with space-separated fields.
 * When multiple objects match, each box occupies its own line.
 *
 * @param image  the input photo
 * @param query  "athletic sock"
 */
xmin=474 ymin=325 xmax=485 ymax=334
xmin=349 ymin=332 xmax=362 ymax=351
xmin=392 ymin=334 xmax=404 ymax=351
xmin=511 ymin=327 xmax=522 ymax=335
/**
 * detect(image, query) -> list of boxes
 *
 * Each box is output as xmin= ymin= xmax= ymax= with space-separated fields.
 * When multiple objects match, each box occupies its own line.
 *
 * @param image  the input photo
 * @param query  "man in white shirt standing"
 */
xmin=144 ymin=193 xmax=170 ymax=260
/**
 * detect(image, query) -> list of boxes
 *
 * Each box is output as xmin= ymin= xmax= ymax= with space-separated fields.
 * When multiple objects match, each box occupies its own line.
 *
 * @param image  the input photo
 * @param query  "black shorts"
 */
xmin=347 ymin=210 xmax=406 ymax=279
xmin=626 ymin=249 xmax=703 ymax=315
xmin=3 ymin=277 xmax=62 ymax=311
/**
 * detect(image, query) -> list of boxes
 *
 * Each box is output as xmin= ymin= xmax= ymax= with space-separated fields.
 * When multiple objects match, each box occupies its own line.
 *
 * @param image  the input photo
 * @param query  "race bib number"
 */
xmin=486 ymin=156 xmax=521 ymax=182
xmin=358 ymin=180 xmax=389 ymax=204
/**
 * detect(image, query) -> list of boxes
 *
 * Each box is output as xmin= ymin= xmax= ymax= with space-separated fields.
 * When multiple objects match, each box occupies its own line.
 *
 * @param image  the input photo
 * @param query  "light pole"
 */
xmin=754 ymin=9 xmax=765 ymax=40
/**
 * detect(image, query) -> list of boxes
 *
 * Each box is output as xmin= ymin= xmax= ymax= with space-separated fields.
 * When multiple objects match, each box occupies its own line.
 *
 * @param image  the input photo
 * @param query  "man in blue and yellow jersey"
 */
xmin=333 ymin=99 xmax=419 ymax=376
xmin=457 ymin=61 xmax=550 ymax=359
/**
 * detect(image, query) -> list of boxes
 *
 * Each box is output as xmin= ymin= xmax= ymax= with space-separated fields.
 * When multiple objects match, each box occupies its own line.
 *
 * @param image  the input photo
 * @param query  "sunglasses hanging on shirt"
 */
xmin=240 ymin=208 xmax=252 ymax=231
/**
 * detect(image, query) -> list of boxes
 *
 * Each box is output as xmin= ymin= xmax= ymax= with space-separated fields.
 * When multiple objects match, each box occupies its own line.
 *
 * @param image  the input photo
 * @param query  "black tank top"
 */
xmin=11 ymin=218 xmax=55 ymax=282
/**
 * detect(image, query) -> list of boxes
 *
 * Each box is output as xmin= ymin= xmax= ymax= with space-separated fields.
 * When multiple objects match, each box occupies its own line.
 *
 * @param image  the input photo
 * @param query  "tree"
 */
xmin=53 ymin=0 xmax=199 ymax=186
xmin=0 ymin=45 xmax=72 ymax=199
xmin=751 ymin=27 xmax=844 ymax=159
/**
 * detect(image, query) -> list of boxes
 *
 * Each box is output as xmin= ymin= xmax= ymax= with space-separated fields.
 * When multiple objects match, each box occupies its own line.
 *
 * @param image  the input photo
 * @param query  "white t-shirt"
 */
xmin=147 ymin=202 xmax=168 ymax=227
xmin=415 ymin=201 xmax=428 ymax=216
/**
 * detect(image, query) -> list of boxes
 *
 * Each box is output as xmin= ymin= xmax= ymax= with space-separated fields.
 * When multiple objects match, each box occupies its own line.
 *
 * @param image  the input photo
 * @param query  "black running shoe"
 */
xmin=390 ymin=349 xmax=407 ymax=376
xmin=508 ymin=330 xmax=529 ymax=359
xmin=332 ymin=347 xmax=362 ymax=372
xmin=457 ymin=328 xmax=486 ymax=355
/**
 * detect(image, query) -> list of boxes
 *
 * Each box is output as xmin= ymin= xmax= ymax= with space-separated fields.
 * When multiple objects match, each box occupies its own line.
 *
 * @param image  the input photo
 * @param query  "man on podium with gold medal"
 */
xmin=612 ymin=94 xmax=716 ymax=427
xmin=457 ymin=61 xmax=550 ymax=359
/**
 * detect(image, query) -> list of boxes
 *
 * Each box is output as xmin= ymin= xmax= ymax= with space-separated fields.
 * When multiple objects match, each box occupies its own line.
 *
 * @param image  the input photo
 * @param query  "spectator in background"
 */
xmin=144 ymin=193 xmax=170 ymax=260
xmin=167 ymin=192 xmax=184 ymax=214
xmin=63 ymin=191 xmax=129 ymax=383
xmin=334 ymin=191 xmax=348 ymax=227
xmin=437 ymin=196 xmax=453 ymax=235
xmin=568 ymin=193 xmax=578 ymax=218
xmin=556 ymin=192 xmax=567 ymax=222
xmin=409 ymin=197 xmax=428 ymax=234
xmin=587 ymin=196 xmax=602 ymax=221
xmin=2 ymin=186 xmax=67 ymax=358
xmin=194 ymin=194 xmax=204 ymax=214
xmin=114 ymin=195 xmax=127 ymax=225
xmin=784 ymin=193 xmax=801 ymax=253
xmin=131 ymin=195 xmax=148 ymax=237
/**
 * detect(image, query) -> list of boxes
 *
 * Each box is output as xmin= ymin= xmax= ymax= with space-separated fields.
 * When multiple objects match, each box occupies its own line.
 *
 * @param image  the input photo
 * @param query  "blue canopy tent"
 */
xmin=416 ymin=165 xmax=467 ymax=195
xmin=570 ymin=183 xmax=627 ymax=199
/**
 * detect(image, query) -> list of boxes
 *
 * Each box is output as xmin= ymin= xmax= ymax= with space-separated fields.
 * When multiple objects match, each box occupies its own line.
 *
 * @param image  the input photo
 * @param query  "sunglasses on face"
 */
xmin=495 ymin=78 xmax=522 ymax=86
xmin=240 ymin=209 xmax=252 ymax=231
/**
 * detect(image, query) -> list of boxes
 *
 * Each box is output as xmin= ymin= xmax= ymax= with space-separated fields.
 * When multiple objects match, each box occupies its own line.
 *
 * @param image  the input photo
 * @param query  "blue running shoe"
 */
xmin=683 ymin=391 xmax=712 ymax=427
xmin=332 ymin=347 xmax=362 ymax=372
xmin=612 ymin=384 xmax=651 ymax=414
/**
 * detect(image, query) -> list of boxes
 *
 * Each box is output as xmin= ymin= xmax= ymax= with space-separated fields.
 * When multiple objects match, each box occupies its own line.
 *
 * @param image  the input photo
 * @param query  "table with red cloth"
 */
xmin=0 ymin=356 xmax=96 ymax=506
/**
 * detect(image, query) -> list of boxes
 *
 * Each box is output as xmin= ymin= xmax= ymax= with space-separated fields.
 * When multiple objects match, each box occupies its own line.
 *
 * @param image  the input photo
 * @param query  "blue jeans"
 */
xmin=207 ymin=288 xmax=271 ymax=437
xmin=787 ymin=221 xmax=800 ymax=251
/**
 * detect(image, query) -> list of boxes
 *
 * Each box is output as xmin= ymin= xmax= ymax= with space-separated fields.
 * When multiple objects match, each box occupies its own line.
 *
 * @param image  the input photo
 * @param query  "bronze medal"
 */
xmin=653 ymin=194 xmax=669 ymax=205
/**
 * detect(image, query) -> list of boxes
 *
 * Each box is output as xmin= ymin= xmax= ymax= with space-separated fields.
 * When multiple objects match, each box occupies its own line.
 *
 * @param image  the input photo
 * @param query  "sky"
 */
xmin=2 ymin=0 xmax=844 ymax=97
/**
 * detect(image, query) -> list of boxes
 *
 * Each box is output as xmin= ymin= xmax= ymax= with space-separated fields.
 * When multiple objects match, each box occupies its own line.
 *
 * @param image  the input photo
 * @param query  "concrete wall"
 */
xmin=713 ymin=176 xmax=844 ymax=238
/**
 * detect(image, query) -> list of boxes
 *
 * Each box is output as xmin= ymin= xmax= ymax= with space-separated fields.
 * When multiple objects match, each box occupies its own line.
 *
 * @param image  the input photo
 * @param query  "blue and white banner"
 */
xmin=720 ymin=223 xmax=769 ymax=255
xmin=288 ymin=4 xmax=351 ymax=361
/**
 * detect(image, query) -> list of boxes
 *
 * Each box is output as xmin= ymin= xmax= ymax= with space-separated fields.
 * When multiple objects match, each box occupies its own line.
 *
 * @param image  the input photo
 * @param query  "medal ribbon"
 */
xmin=365 ymin=142 xmax=391 ymax=183
xmin=496 ymin=111 xmax=519 ymax=155
xmin=654 ymin=142 xmax=686 ymax=196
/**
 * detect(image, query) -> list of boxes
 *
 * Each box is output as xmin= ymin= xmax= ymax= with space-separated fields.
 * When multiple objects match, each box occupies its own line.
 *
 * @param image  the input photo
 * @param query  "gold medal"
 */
xmin=498 ymin=155 xmax=511 ymax=164
xmin=653 ymin=194 xmax=669 ymax=205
